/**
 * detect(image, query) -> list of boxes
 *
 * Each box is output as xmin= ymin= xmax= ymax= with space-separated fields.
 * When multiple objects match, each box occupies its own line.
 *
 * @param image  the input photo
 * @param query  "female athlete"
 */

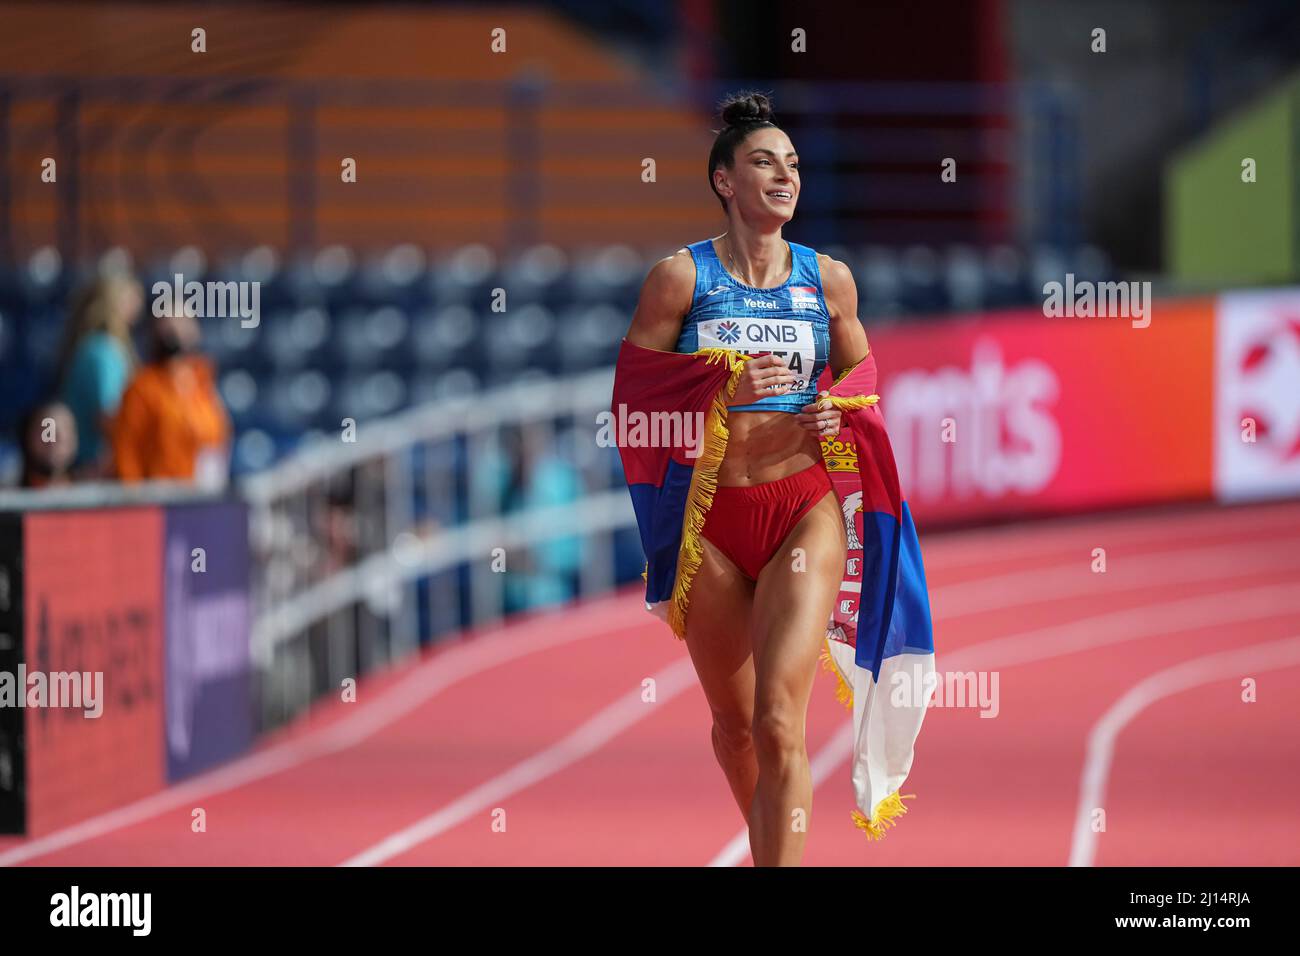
xmin=623 ymin=90 xmax=871 ymax=866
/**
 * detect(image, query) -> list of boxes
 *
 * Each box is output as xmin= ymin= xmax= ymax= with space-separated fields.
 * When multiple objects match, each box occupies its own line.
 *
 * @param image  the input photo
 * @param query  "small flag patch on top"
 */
xmin=790 ymin=285 xmax=819 ymax=310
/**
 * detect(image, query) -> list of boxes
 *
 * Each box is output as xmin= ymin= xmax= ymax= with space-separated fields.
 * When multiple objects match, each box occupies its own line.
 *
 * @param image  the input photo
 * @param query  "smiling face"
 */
xmin=714 ymin=126 xmax=800 ymax=224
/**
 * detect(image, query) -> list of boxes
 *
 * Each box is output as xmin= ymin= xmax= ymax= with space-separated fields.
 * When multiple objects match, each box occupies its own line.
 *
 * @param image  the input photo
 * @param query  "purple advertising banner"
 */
xmin=164 ymin=502 xmax=253 ymax=782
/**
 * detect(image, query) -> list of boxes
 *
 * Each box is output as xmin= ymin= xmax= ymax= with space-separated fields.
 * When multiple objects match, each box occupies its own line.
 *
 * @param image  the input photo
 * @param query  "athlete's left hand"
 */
xmin=796 ymin=393 xmax=840 ymax=438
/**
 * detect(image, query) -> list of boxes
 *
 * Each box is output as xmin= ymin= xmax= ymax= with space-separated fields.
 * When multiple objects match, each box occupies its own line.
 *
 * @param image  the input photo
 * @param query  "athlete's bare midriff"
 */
xmin=717 ymin=408 xmax=824 ymax=486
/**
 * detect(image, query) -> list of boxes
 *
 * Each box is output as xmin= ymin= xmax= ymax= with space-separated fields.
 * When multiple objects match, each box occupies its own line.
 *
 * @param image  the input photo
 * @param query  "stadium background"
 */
xmin=0 ymin=0 xmax=1297 ymax=865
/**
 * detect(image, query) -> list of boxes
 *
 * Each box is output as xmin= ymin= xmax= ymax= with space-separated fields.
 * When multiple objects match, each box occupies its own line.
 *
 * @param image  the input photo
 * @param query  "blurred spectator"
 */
xmin=111 ymin=309 xmax=232 ymax=488
xmin=319 ymin=471 xmax=360 ymax=575
xmin=55 ymin=274 xmax=143 ymax=477
xmin=471 ymin=425 xmax=520 ymax=518
xmin=495 ymin=424 xmax=585 ymax=612
xmin=17 ymin=400 xmax=78 ymax=489
xmin=516 ymin=443 xmax=584 ymax=604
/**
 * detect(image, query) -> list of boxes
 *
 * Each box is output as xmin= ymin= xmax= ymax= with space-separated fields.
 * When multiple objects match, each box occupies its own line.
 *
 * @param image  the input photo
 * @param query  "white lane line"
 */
xmin=349 ymin=541 xmax=1300 ymax=869
xmin=0 ymin=593 xmax=641 ymax=867
xmin=920 ymin=504 xmax=1300 ymax=572
xmin=1068 ymin=635 xmax=1300 ymax=868
xmin=338 ymin=657 xmax=700 ymax=867
xmin=938 ymin=581 xmax=1300 ymax=671
xmin=9 ymin=511 xmax=1297 ymax=867
xmin=348 ymin=535 xmax=1269 ymax=868
xmin=707 ymin=580 xmax=1300 ymax=867
xmin=934 ymin=536 xmax=1300 ymax=619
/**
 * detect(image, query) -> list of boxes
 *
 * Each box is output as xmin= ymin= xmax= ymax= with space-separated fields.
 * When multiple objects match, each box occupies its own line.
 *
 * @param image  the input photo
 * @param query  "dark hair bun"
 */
xmin=719 ymin=91 xmax=774 ymax=128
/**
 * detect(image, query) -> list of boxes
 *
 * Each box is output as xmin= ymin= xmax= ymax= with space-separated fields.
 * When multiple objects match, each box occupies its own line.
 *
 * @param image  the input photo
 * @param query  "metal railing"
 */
xmin=240 ymin=364 xmax=634 ymax=729
xmin=0 ymin=479 xmax=221 ymax=512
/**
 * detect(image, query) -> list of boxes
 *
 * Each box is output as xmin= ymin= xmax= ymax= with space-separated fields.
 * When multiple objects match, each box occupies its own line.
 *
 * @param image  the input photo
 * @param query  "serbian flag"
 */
xmin=610 ymin=338 xmax=936 ymax=840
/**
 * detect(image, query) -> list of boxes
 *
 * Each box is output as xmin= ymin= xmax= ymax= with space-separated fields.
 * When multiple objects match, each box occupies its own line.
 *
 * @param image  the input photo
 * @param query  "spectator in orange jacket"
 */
xmin=111 ymin=309 xmax=231 ymax=488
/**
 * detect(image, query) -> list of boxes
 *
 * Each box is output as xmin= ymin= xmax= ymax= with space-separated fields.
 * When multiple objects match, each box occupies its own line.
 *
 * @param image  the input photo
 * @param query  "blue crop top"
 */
xmin=675 ymin=237 xmax=831 ymax=413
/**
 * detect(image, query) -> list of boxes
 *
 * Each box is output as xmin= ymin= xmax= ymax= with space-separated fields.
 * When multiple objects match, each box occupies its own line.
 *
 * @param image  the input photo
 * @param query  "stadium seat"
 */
xmin=232 ymin=427 xmax=279 ymax=474
xmin=0 ymin=238 xmax=1120 ymax=474
xmin=559 ymin=303 xmax=624 ymax=371
xmin=983 ymin=244 xmax=1028 ymax=309
xmin=943 ymin=244 xmax=986 ymax=313
xmin=263 ymin=305 xmax=332 ymax=370
xmin=412 ymin=303 xmax=478 ymax=369
xmin=358 ymin=243 xmax=430 ymax=307
xmin=482 ymin=302 xmax=556 ymax=374
xmin=898 ymin=245 xmax=949 ymax=315
xmin=204 ymin=311 xmax=269 ymax=374
xmin=501 ymin=243 xmax=569 ymax=308
xmin=17 ymin=247 xmax=71 ymax=311
xmin=333 ymin=304 xmax=413 ymax=371
xmin=265 ymin=369 xmax=333 ymax=430
xmin=428 ymin=243 xmax=498 ymax=306
xmin=566 ymin=244 xmax=643 ymax=310
xmin=0 ymin=307 xmax=10 ymax=365
xmin=218 ymin=369 xmax=260 ymax=427
xmin=334 ymin=370 xmax=409 ymax=423
xmin=409 ymin=367 xmax=480 ymax=406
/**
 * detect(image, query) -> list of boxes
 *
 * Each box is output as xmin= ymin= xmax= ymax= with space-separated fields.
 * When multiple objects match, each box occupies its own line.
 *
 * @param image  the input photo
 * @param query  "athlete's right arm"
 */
xmin=624 ymin=251 xmax=695 ymax=351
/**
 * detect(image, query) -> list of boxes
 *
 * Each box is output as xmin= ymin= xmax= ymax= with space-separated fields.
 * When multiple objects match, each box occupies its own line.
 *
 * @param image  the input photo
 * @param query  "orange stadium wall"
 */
xmin=0 ymin=2 xmax=717 ymax=261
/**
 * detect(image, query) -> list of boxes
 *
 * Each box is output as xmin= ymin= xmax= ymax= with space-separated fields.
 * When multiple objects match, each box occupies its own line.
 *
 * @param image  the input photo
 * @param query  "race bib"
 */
xmin=696 ymin=317 xmax=817 ymax=392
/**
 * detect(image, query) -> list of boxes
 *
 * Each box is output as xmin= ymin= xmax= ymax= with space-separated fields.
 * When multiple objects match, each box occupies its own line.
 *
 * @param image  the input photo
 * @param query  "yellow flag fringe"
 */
xmin=829 ymin=346 xmax=869 ymax=387
xmin=826 ymin=393 xmax=879 ymax=412
xmin=850 ymin=792 xmax=916 ymax=840
xmin=818 ymin=641 xmax=854 ymax=710
xmin=822 ymin=351 xmax=878 ymax=414
xmin=665 ymin=348 xmax=749 ymax=641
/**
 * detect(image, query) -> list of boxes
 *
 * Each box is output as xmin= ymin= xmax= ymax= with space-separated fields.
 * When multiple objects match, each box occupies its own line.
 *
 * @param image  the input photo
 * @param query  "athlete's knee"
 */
xmin=750 ymin=705 xmax=804 ymax=766
xmin=711 ymin=714 xmax=753 ymax=757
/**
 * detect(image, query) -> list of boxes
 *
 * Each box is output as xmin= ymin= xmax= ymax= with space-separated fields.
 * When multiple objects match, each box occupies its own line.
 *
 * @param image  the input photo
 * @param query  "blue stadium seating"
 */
xmin=0 ymin=241 xmax=1113 ymax=476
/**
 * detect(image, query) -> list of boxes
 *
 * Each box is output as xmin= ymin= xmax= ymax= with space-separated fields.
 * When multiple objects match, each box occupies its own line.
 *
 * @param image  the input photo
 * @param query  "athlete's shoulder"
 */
xmin=814 ymin=252 xmax=857 ymax=319
xmin=630 ymin=248 xmax=697 ymax=347
xmin=812 ymin=249 xmax=849 ymax=276
xmin=642 ymin=247 xmax=698 ymax=299
xmin=813 ymin=251 xmax=853 ymax=285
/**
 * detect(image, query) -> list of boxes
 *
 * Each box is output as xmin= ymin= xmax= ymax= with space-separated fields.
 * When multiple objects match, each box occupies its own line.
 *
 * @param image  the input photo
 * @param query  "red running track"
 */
xmin=2 ymin=500 xmax=1298 ymax=867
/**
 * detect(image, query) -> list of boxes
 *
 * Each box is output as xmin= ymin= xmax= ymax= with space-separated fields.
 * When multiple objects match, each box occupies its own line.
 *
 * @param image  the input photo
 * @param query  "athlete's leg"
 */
xmin=747 ymin=489 xmax=847 ymax=866
xmin=682 ymin=536 xmax=758 ymax=823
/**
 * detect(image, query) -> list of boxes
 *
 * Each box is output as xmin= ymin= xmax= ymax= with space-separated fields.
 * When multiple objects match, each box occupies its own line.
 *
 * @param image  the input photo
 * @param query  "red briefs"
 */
xmin=699 ymin=461 xmax=834 ymax=581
